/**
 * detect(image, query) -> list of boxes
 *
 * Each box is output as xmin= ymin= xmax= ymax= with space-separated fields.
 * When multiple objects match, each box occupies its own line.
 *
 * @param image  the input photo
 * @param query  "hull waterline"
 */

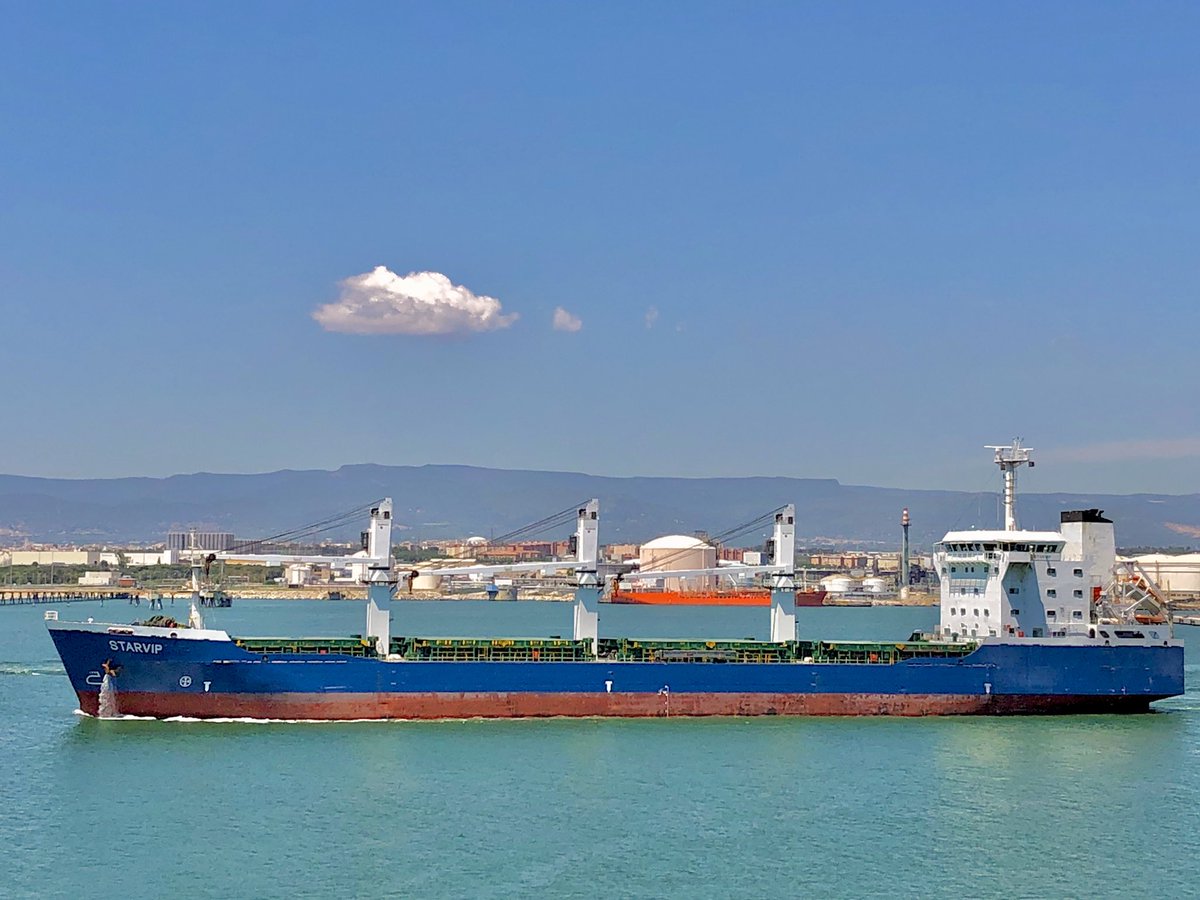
xmin=73 ymin=688 xmax=1161 ymax=720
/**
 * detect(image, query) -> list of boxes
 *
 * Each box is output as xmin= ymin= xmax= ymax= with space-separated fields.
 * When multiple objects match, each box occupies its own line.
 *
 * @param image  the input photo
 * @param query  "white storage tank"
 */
xmin=861 ymin=576 xmax=889 ymax=594
xmin=638 ymin=535 xmax=717 ymax=591
xmin=821 ymin=574 xmax=856 ymax=594
xmin=1130 ymin=553 xmax=1200 ymax=596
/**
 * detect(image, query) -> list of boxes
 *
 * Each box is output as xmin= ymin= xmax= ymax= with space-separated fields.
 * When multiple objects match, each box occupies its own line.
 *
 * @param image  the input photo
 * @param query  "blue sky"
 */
xmin=1 ymin=2 xmax=1197 ymax=493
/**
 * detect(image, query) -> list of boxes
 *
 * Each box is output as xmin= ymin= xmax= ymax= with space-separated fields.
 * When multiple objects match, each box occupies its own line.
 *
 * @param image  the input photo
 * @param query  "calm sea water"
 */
xmin=2 ymin=599 xmax=1196 ymax=899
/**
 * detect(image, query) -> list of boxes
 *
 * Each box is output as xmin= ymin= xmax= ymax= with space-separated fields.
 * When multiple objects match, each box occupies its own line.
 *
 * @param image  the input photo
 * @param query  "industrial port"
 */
xmin=7 ymin=505 xmax=1200 ymax=613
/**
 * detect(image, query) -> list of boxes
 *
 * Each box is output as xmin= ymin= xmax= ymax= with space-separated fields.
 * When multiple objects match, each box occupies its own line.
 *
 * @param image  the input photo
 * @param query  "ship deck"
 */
xmin=231 ymin=635 xmax=980 ymax=665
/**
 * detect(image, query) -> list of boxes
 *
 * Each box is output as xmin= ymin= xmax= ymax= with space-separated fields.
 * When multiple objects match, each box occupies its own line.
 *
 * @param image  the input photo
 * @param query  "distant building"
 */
xmin=604 ymin=544 xmax=640 ymax=562
xmin=78 ymin=570 xmax=116 ymax=586
xmin=167 ymin=532 xmax=236 ymax=552
xmin=97 ymin=549 xmax=179 ymax=567
xmin=807 ymin=552 xmax=871 ymax=570
xmin=10 ymin=549 xmax=101 ymax=566
xmin=443 ymin=539 xmax=572 ymax=562
xmin=285 ymin=563 xmax=330 ymax=587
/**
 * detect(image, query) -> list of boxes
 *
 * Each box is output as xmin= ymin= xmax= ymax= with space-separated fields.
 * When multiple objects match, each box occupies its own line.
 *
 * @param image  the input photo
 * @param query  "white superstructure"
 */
xmin=933 ymin=442 xmax=1170 ymax=643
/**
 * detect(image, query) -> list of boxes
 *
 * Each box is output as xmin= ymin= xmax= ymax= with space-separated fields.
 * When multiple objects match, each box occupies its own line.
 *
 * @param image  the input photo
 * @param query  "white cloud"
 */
xmin=313 ymin=267 xmax=518 ymax=336
xmin=644 ymin=305 xmax=659 ymax=329
xmin=552 ymin=306 xmax=582 ymax=332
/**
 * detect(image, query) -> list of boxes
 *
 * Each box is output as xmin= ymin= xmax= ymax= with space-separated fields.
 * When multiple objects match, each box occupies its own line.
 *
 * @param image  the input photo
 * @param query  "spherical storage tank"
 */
xmin=639 ymin=535 xmax=717 ymax=591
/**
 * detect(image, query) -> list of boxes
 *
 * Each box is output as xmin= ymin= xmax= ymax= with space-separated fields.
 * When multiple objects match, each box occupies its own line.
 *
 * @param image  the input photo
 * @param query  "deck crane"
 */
xmin=217 ymin=499 xmax=799 ymax=657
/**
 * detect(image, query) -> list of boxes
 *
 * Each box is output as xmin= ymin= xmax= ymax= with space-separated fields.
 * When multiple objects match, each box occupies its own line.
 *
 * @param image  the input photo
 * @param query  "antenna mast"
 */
xmin=986 ymin=439 xmax=1034 ymax=531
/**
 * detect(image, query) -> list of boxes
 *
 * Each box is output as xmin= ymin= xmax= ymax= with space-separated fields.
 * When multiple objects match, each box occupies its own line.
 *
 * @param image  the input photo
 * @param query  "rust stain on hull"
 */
xmin=76 ymin=690 xmax=1157 ymax=720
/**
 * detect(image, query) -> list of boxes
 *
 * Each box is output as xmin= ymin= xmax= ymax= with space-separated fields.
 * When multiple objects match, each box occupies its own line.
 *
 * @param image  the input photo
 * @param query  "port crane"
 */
xmin=217 ymin=500 xmax=800 ymax=656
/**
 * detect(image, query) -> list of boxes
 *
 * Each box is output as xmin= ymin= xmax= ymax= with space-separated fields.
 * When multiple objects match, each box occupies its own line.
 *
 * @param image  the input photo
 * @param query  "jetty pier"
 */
xmin=0 ymin=587 xmax=135 ymax=606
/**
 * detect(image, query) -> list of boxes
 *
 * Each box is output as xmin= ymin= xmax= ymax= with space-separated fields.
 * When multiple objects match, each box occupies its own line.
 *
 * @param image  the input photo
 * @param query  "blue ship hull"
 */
xmin=48 ymin=624 xmax=1185 ymax=719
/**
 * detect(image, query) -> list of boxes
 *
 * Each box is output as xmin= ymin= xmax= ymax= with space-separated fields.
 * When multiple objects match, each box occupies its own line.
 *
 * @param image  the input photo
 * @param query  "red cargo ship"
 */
xmin=608 ymin=587 xmax=827 ymax=606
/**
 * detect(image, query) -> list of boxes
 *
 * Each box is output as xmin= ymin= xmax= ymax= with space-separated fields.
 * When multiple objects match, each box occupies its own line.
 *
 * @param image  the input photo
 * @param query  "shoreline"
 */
xmin=139 ymin=586 xmax=942 ymax=606
xmin=0 ymin=584 xmax=940 ymax=606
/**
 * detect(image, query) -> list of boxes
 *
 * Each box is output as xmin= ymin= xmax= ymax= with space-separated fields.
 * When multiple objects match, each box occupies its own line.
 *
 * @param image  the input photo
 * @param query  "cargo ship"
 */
xmin=46 ymin=442 xmax=1184 ymax=719
xmin=608 ymin=587 xmax=827 ymax=607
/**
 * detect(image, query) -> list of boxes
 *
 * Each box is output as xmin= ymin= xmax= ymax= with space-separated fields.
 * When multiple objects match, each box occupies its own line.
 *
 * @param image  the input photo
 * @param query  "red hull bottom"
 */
xmin=76 ymin=690 xmax=1157 ymax=720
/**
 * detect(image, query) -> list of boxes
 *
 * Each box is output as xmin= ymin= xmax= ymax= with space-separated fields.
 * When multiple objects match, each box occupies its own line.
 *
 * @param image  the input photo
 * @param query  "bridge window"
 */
xmin=1073 ymin=611 xmax=1083 ymax=619
xmin=1047 ymin=567 xmax=1056 ymax=576
xmin=1008 ymin=587 xmax=1019 ymax=594
xmin=1047 ymin=610 xmax=1056 ymax=618
xmin=1047 ymin=589 xmax=1056 ymax=598
xmin=983 ymin=609 xmax=989 ymax=617
xmin=973 ymin=609 xmax=979 ymax=616
xmin=1012 ymin=608 xmax=1020 ymax=615
xmin=1073 ymin=590 xmax=1083 ymax=599
xmin=1073 ymin=568 xmax=1083 ymax=577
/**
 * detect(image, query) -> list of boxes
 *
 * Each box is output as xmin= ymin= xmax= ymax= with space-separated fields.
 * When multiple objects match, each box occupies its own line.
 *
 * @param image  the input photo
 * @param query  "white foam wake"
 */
xmin=0 ymin=661 xmax=66 ymax=677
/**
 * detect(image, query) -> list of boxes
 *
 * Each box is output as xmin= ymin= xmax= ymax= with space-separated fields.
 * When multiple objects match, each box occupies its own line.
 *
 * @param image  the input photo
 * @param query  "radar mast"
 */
xmin=986 ymin=439 xmax=1034 ymax=531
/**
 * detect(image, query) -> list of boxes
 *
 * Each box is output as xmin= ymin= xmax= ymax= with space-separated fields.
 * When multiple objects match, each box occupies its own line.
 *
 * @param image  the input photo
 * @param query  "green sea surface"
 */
xmin=2 ymin=599 xmax=1196 ymax=899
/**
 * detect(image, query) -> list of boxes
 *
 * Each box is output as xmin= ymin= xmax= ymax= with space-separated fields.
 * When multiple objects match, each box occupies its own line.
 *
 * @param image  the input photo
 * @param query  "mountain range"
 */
xmin=1 ymin=464 xmax=1198 ymax=550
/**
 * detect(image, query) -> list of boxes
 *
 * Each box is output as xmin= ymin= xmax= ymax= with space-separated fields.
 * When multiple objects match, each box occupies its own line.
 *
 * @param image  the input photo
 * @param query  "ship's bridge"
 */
xmin=937 ymin=530 xmax=1065 ymax=563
